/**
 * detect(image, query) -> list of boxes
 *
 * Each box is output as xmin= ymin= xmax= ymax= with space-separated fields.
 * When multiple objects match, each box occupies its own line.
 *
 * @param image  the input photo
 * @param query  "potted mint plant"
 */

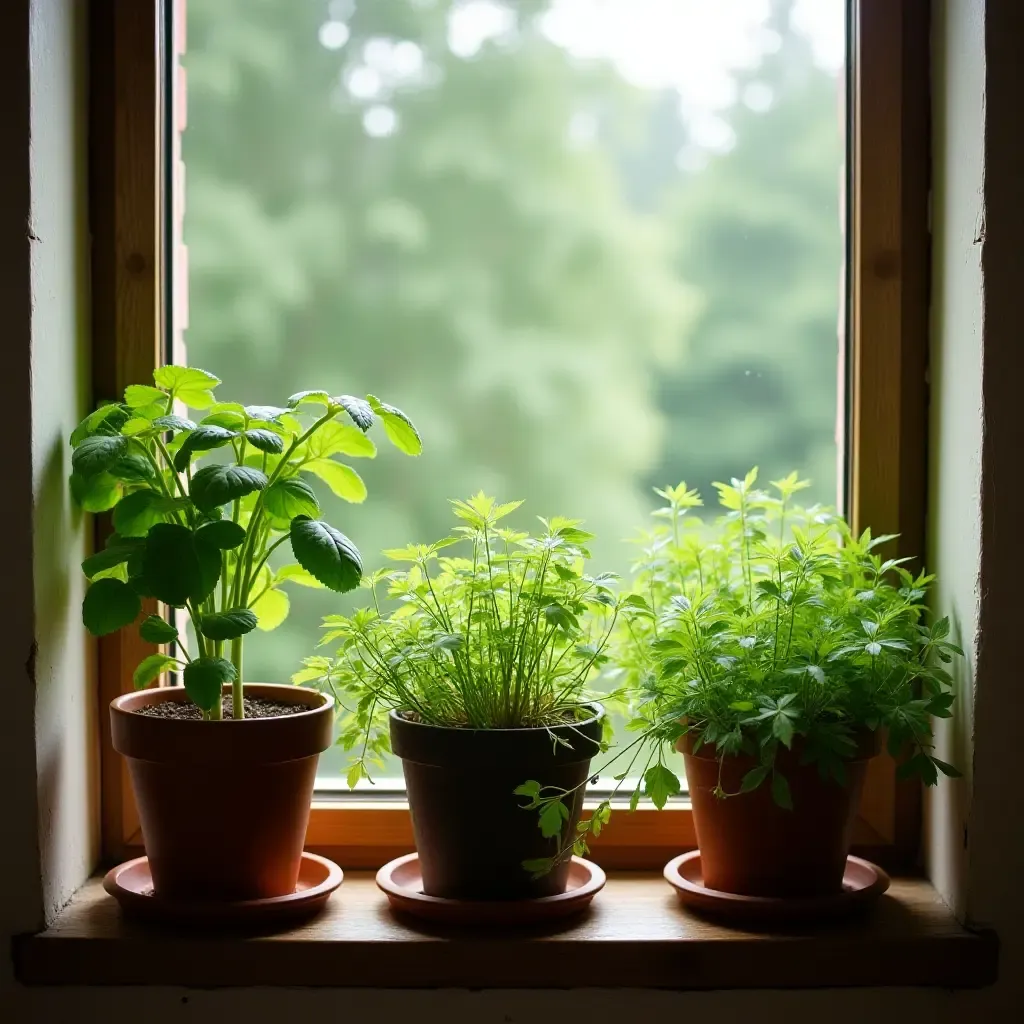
xmin=295 ymin=494 xmax=619 ymax=900
xmin=71 ymin=366 xmax=419 ymax=902
xmin=602 ymin=469 xmax=962 ymax=898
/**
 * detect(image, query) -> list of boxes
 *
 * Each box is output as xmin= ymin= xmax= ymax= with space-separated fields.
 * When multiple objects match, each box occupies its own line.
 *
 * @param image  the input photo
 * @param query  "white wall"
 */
xmin=3 ymin=0 xmax=1024 ymax=1020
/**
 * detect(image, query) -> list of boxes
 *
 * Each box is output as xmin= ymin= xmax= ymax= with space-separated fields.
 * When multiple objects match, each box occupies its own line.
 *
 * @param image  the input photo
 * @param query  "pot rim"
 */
xmin=388 ymin=699 xmax=605 ymax=735
xmin=111 ymin=682 xmax=332 ymax=720
xmin=110 ymin=683 xmax=335 ymax=764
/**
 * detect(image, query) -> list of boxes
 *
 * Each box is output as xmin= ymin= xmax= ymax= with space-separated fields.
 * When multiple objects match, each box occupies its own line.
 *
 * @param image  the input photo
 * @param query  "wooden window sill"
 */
xmin=15 ymin=873 xmax=996 ymax=990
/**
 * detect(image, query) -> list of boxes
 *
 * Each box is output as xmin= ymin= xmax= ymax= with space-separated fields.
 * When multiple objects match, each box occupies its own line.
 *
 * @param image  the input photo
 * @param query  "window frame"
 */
xmin=93 ymin=0 xmax=931 ymax=871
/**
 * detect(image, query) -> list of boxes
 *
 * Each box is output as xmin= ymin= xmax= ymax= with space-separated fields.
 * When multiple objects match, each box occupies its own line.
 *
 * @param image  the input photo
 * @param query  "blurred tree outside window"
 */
xmin=181 ymin=0 xmax=846 ymax=781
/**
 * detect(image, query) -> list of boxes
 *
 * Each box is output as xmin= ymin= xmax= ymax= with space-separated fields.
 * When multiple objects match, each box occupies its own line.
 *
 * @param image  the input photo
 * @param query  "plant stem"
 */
xmin=231 ymin=636 xmax=244 ymax=719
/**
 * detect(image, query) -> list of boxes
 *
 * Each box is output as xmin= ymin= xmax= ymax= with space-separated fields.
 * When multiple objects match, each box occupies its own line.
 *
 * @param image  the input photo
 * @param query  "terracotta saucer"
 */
xmin=664 ymin=851 xmax=890 ymax=925
xmin=103 ymin=852 xmax=343 ymax=926
xmin=376 ymin=852 xmax=605 ymax=925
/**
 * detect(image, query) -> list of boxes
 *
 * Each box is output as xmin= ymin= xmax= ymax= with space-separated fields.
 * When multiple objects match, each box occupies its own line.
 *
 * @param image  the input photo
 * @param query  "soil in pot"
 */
xmin=110 ymin=683 xmax=334 ymax=902
xmin=390 ymin=704 xmax=605 ymax=901
xmin=680 ymin=731 xmax=881 ymax=898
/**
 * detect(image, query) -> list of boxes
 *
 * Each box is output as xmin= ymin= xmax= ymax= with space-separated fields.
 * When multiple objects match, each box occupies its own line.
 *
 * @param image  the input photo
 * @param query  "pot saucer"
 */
xmin=103 ymin=852 xmax=343 ymax=926
xmin=664 ymin=851 xmax=890 ymax=925
xmin=376 ymin=852 xmax=605 ymax=925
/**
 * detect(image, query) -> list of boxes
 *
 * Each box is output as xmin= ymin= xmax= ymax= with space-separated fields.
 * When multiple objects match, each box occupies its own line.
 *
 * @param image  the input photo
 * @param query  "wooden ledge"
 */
xmin=15 ymin=873 xmax=996 ymax=990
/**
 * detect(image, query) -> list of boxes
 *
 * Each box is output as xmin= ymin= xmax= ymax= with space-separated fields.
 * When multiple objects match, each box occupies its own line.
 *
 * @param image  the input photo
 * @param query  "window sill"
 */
xmin=15 ymin=872 xmax=996 ymax=990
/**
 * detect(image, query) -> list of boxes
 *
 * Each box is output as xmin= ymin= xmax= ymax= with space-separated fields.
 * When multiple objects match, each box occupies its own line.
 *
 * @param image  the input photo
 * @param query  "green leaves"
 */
xmin=139 ymin=614 xmax=179 ymax=644
xmin=195 ymin=519 xmax=246 ymax=549
xmin=83 ymin=578 xmax=141 ymax=636
xmin=264 ymin=477 xmax=321 ymax=521
xmin=112 ymin=490 xmax=176 ymax=537
xmin=133 ymin=653 xmax=179 ymax=689
xmin=305 ymin=421 xmax=377 ymax=460
xmin=124 ymin=384 xmax=167 ymax=409
xmin=153 ymin=365 xmax=220 ymax=409
xmin=173 ymin=424 xmax=236 ymax=470
xmin=72 ymin=434 xmax=128 ymax=477
xmin=290 ymin=517 xmax=362 ymax=592
xmin=140 ymin=523 xmax=220 ymax=607
xmin=643 ymin=763 xmax=681 ymax=809
xmin=244 ymin=428 xmax=284 ymax=453
xmin=367 ymin=395 xmax=421 ymax=455
xmin=251 ymin=587 xmax=290 ymax=630
xmin=303 ymin=461 xmax=366 ymax=502
xmin=183 ymin=657 xmax=236 ymax=712
xmin=200 ymin=608 xmax=259 ymax=641
xmin=190 ymin=463 xmax=268 ymax=513
xmin=336 ymin=394 xmax=374 ymax=431
xmin=538 ymin=799 xmax=570 ymax=838
xmin=70 ymin=470 xmax=122 ymax=512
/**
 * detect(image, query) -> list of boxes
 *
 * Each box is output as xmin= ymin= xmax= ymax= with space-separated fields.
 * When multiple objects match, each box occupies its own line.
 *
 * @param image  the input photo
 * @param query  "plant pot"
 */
xmin=390 ymin=703 xmax=605 ymax=900
xmin=110 ymin=683 xmax=333 ymax=902
xmin=678 ymin=730 xmax=881 ymax=898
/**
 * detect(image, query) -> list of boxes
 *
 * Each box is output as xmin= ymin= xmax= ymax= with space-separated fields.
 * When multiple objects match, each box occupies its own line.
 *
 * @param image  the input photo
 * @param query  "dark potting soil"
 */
xmin=134 ymin=696 xmax=309 ymax=720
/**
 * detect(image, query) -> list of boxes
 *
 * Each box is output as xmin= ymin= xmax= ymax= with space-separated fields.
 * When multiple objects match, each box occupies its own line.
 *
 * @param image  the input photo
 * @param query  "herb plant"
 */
xmin=513 ymin=470 xmax=964 ymax=875
xmin=294 ymin=493 xmax=620 ymax=786
xmin=610 ymin=468 xmax=962 ymax=806
xmin=72 ymin=366 xmax=420 ymax=720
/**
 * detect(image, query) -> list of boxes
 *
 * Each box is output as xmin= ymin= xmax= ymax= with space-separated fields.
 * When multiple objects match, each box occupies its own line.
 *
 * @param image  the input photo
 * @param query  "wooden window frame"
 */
xmin=92 ymin=0 xmax=931 ymax=871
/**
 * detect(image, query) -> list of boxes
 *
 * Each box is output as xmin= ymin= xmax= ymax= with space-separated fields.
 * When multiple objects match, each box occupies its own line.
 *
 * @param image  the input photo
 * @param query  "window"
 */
xmin=95 ymin=0 xmax=928 ymax=868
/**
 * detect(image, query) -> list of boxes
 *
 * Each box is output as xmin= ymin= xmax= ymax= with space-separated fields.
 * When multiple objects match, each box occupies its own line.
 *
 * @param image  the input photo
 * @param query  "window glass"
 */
xmin=180 ymin=0 xmax=847 ymax=785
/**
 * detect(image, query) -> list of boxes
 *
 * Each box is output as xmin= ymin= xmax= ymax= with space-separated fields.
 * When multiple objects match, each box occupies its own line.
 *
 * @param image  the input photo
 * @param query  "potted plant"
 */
xmin=71 ymin=365 xmax=420 ymax=902
xmin=295 ymin=493 xmax=620 ymax=900
xmin=605 ymin=469 xmax=963 ymax=897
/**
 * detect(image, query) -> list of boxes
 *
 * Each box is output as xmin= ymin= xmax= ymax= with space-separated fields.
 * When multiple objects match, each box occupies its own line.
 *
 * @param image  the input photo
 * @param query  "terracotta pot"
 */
xmin=110 ymin=684 xmax=333 ymax=901
xmin=679 ymin=730 xmax=881 ymax=898
xmin=390 ymin=703 xmax=605 ymax=901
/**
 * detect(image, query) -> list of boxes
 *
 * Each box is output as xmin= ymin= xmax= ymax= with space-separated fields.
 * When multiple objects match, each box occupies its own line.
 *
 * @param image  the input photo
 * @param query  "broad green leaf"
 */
xmin=772 ymin=711 xmax=795 ymax=748
xmin=304 ymin=421 xmax=377 ymax=460
xmin=538 ymin=799 xmax=569 ymax=838
xmin=200 ymin=608 xmax=258 ymax=641
xmin=522 ymin=858 xmax=555 ymax=879
xmin=346 ymin=762 xmax=363 ymax=789
xmin=931 ymin=756 xmax=962 ymax=779
xmin=244 ymin=428 xmax=285 ymax=454
xmin=108 ymin=454 xmax=156 ymax=483
xmin=133 ymin=653 xmax=178 ymax=689
xmin=82 ymin=540 xmax=141 ymax=579
xmin=252 ymin=586 xmax=290 ymax=630
xmin=288 ymin=390 xmax=331 ymax=408
xmin=124 ymin=384 xmax=167 ymax=409
xmin=82 ymin=578 xmax=141 ymax=636
xmin=195 ymin=519 xmax=246 ymax=550
xmin=69 ymin=470 xmax=122 ymax=512
xmin=153 ymin=365 xmax=220 ymax=409
xmin=245 ymin=405 xmax=288 ymax=423
xmin=70 ymin=404 xmax=130 ymax=446
xmin=644 ymin=763 xmax=682 ymax=809
xmin=140 ymin=523 xmax=221 ymax=607
xmin=112 ymin=489 xmax=170 ymax=538
xmin=513 ymin=780 xmax=541 ymax=800
xmin=72 ymin=434 xmax=128 ymax=477
xmin=336 ymin=394 xmax=374 ymax=431
xmin=274 ymin=563 xmax=325 ymax=589
xmin=190 ymin=464 xmax=268 ymax=513
xmin=771 ymin=772 xmax=793 ymax=810
xmin=151 ymin=414 xmax=197 ymax=433
xmin=367 ymin=395 xmax=422 ymax=455
xmin=173 ymin=424 xmax=236 ymax=470
xmin=183 ymin=657 xmax=235 ymax=712
xmin=303 ymin=460 xmax=367 ymax=502
xmin=290 ymin=517 xmax=362 ymax=592
xmin=139 ymin=614 xmax=179 ymax=644
xmin=264 ymin=476 xmax=321 ymax=520
xmin=740 ymin=766 xmax=768 ymax=793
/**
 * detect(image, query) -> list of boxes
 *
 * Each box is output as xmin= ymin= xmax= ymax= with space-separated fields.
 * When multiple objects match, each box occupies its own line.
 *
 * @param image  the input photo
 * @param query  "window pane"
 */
xmin=180 ymin=0 xmax=847 ymax=787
